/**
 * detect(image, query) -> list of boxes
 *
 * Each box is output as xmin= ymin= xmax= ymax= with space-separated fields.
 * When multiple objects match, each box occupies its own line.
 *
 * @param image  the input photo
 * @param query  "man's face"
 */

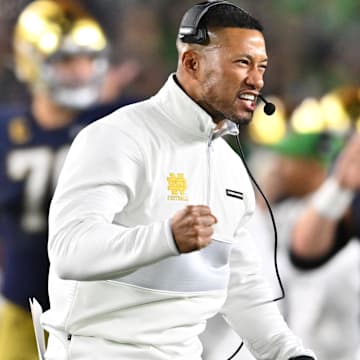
xmin=48 ymin=55 xmax=98 ymax=88
xmin=41 ymin=53 xmax=108 ymax=109
xmin=197 ymin=28 xmax=268 ymax=125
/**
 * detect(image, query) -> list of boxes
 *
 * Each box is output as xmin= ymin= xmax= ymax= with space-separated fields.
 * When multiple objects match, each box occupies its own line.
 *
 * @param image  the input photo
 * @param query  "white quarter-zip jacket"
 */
xmin=41 ymin=75 xmax=316 ymax=360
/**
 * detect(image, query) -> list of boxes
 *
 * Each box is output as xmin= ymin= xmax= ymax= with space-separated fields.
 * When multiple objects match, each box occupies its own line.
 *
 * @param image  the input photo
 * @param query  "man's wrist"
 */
xmin=311 ymin=177 xmax=354 ymax=220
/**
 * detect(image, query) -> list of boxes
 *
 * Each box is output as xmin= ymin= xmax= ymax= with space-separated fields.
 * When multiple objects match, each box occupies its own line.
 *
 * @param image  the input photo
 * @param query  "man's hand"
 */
xmin=99 ymin=60 xmax=142 ymax=103
xmin=334 ymin=132 xmax=360 ymax=190
xmin=171 ymin=205 xmax=217 ymax=253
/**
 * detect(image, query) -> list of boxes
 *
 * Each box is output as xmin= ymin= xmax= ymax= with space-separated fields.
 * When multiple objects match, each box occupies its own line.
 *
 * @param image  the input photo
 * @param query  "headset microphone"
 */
xmin=258 ymin=94 xmax=276 ymax=115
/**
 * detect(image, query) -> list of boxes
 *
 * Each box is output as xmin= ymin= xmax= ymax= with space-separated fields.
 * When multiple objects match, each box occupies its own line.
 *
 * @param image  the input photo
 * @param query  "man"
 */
xmin=290 ymin=132 xmax=360 ymax=359
xmin=41 ymin=2 xmax=316 ymax=359
xmin=0 ymin=1 xmax=138 ymax=358
xmin=292 ymin=132 xmax=360 ymax=259
xmin=245 ymin=125 xmax=359 ymax=359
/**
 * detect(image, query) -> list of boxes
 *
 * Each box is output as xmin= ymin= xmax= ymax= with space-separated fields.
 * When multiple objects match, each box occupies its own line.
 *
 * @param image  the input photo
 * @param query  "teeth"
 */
xmin=239 ymin=93 xmax=255 ymax=101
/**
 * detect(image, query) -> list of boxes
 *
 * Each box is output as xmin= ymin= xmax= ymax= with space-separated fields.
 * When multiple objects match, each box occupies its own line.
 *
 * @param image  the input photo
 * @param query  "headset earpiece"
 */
xmin=178 ymin=1 xmax=237 ymax=44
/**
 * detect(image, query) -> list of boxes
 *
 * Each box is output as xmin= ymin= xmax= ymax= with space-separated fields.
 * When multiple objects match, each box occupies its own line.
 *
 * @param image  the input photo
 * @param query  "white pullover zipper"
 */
xmin=206 ymin=120 xmax=239 ymax=206
xmin=206 ymin=132 xmax=214 ymax=206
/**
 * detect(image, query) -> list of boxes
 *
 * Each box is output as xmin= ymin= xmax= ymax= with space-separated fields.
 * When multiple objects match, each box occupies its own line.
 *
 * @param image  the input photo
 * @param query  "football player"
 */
xmin=0 ymin=1 xmax=138 ymax=358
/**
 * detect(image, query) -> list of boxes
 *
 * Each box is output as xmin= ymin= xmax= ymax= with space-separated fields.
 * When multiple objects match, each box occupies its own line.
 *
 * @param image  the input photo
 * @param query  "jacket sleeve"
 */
xmin=220 ymin=227 xmax=317 ymax=360
xmin=48 ymin=119 xmax=179 ymax=281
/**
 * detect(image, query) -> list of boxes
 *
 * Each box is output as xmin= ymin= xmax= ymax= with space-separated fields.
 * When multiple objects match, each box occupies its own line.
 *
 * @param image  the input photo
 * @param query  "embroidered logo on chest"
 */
xmin=167 ymin=172 xmax=188 ymax=201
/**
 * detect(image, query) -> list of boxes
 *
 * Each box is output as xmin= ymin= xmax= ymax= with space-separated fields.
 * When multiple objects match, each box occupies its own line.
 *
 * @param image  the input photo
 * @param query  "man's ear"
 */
xmin=181 ymin=50 xmax=200 ymax=76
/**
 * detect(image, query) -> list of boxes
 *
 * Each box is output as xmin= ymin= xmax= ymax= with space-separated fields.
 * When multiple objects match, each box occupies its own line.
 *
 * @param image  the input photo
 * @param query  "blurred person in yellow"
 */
xmin=0 ymin=1 xmax=140 ymax=359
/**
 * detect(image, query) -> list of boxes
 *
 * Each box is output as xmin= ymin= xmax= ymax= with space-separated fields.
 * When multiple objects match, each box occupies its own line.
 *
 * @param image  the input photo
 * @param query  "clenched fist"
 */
xmin=171 ymin=205 xmax=217 ymax=253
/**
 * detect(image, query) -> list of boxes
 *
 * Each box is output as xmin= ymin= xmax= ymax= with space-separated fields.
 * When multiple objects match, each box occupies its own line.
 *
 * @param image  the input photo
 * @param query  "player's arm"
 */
xmin=291 ymin=133 xmax=360 ymax=260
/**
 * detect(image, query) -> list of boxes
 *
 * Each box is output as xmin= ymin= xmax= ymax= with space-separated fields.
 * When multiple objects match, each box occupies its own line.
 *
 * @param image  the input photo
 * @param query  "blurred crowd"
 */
xmin=0 ymin=1 xmax=359 ymax=360
xmin=0 ymin=0 xmax=360 ymax=105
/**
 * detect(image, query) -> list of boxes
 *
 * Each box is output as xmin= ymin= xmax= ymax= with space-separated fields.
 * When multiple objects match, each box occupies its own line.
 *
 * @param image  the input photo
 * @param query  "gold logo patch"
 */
xmin=167 ymin=172 xmax=188 ymax=201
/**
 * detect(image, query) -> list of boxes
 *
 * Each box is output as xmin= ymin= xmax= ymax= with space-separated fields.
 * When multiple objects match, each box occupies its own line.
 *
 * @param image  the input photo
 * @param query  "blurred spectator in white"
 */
xmin=245 ymin=89 xmax=360 ymax=359
xmin=290 ymin=130 xmax=360 ymax=360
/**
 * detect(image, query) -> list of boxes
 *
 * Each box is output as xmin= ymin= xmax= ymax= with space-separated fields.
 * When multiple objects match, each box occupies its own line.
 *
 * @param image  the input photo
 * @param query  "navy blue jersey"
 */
xmin=351 ymin=193 xmax=360 ymax=238
xmin=0 ymin=98 xmax=136 ymax=310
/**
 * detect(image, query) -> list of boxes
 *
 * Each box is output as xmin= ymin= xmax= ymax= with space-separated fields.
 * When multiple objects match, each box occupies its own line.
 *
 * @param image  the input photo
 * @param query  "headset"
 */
xmin=178 ymin=1 xmax=244 ymax=45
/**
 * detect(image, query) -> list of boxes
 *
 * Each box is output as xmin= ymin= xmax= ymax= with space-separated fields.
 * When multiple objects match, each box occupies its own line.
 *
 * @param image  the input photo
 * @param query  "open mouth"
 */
xmin=238 ymin=93 xmax=257 ymax=110
xmin=238 ymin=93 xmax=256 ymax=101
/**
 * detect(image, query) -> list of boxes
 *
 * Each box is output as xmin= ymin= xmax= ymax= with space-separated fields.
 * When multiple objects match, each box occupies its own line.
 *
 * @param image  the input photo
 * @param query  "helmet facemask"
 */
xmin=41 ymin=51 xmax=109 ymax=109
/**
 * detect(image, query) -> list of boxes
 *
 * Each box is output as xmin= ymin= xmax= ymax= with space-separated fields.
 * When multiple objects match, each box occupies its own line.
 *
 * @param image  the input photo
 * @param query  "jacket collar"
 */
xmin=152 ymin=74 xmax=238 ymax=141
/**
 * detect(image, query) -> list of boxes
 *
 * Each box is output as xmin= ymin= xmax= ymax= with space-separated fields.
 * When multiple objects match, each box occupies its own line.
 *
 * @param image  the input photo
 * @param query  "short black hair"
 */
xmin=200 ymin=3 xmax=263 ymax=33
xmin=178 ymin=2 xmax=263 ymax=44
